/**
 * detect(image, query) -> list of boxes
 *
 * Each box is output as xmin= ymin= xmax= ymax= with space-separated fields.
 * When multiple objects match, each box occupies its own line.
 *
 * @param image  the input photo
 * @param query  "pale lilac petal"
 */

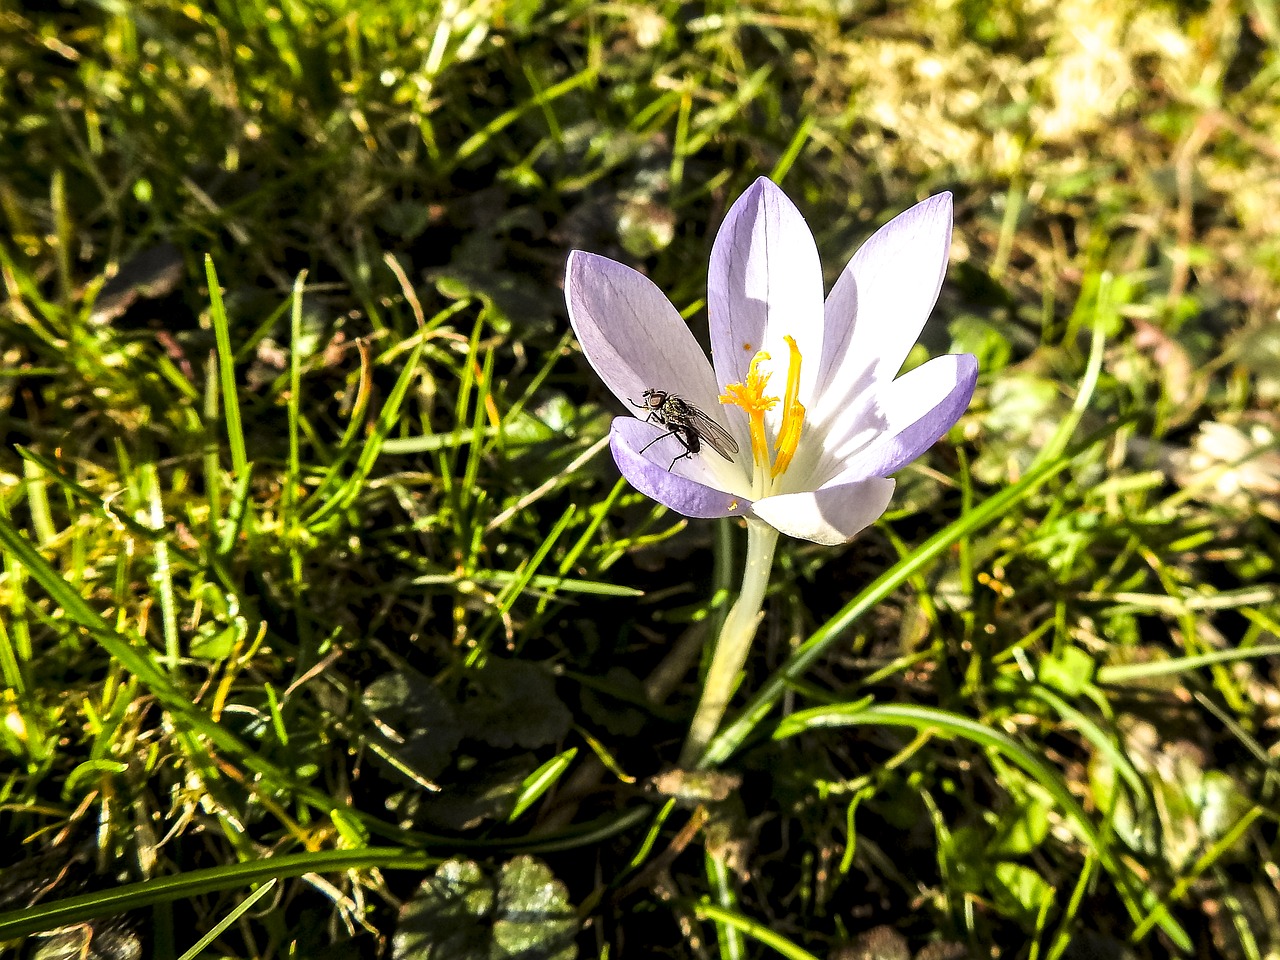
xmin=708 ymin=178 xmax=825 ymax=401
xmin=612 ymin=416 xmax=747 ymax=492
xmin=566 ymin=251 xmax=725 ymax=418
xmin=753 ymin=477 xmax=896 ymax=546
xmin=815 ymin=193 xmax=953 ymax=424
xmin=610 ymin=419 xmax=753 ymax=519
xmin=820 ymin=353 xmax=977 ymax=486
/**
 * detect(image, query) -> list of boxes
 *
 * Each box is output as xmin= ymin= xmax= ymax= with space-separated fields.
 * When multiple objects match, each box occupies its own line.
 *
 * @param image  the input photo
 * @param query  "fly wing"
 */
xmin=687 ymin=407 xmax=739 ymax=461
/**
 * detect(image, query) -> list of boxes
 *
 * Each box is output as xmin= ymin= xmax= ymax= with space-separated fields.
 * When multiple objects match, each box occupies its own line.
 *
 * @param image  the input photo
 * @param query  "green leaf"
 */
xmin=394 ymin=859 xmax=493 ymax=960
xmin=363 ymin=671 xmax=463 ymax=784
xmin=330 ymin=808 xmax=369 ymax=848
xmin=988 ymin=796 xmax=1050 ymax=857
xmin=189 ymin=621 xmax=242 ymax=660
xmin=1193 ymin=770 xmax=1252 ymax=846
xmin=944 ymin=825 xmax=989 ymax=895
xmin=949 ymin=314 xmax=1013 ymax=373
xmin=579 ymin=666 xmax=649 ymax=736
xmin=1038 ymin=645 xmax=1096 ymax=696
xmin=461 ymin=659 xmax=571 ymax=750
xmin=62 ymin=759 xmax=129 ymax=800
xmin=971 ymin=374 xmax=1064 ymax=483
xmin=393 ymin=857 xmax=577 ymax=960
xmin=492 ymin=857 xmax=577 ymax=959
xmin=989 ymin=862 xmax=1053 ymax=922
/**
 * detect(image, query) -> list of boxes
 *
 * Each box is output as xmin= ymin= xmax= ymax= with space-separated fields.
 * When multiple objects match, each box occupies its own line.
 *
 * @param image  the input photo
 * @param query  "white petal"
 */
xmin=815 ymin=193 xmax=953 ymax=426
xmin=817 ymin=353 xmax=977 ymax=485
xmin=708 ymin=178 xmax=825 ymax=404
xmin=565 ymin=251 xmax=725 ymax=418
xmin=753 ymin=477 xmax=895 ymax=546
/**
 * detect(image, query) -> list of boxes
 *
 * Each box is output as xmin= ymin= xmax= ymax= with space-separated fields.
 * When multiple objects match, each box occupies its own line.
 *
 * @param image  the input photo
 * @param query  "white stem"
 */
xmin=680 ymin=519 xmax=779 ymax=768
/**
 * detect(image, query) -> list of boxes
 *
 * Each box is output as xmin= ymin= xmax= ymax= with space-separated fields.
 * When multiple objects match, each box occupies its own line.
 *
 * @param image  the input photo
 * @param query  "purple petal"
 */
xmin=753 ymin=477 xmax=896 ymax=545
xmin=708 ymin=178 xmax=825 ymax=400
xmin=610 ymin=419 xmax=753 ymax=519
xmin=824 ymin=353 xmax=977 ymax=486
xmin=565 ymin=251 xmax=724 ymax=417
xmin=815 ymin=193 xmax=953 ymax=423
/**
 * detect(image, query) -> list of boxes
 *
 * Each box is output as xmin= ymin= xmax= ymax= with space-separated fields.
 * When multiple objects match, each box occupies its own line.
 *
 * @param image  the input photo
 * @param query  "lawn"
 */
xmin=2 ymin=0 xmax=1280 ymax=957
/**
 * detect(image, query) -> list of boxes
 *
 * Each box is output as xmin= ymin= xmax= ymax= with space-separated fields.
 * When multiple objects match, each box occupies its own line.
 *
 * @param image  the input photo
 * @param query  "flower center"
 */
xmin=719 ymin=335 xmax=806 ymax=484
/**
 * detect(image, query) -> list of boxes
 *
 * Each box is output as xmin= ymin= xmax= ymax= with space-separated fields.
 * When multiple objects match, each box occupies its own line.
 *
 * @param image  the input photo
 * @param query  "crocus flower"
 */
xmin=565 ymin=177 xmax=977 ymax=546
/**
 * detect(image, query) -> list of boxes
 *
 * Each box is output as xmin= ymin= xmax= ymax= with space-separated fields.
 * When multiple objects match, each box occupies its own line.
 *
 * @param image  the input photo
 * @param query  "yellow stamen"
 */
xmin=719 ymin=350 xmax=777 ymax=471
xmin=771 ymin=335 xmax=806 ymax=478
xmin=720 ymin=339 xmax=808 ymax=483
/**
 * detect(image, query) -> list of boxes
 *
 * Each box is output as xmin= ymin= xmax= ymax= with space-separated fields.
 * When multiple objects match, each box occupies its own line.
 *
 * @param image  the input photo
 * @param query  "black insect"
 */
xmin=631 ymin=388 xmax=739 ymax=471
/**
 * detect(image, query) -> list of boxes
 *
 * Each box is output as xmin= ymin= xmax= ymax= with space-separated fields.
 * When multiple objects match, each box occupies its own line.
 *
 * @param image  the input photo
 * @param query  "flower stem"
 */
xmin=680 ymin=519 xmax=779 ymax=768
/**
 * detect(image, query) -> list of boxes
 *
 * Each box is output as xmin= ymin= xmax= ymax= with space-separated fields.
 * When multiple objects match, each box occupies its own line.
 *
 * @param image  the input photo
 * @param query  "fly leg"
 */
xmin=638 ymin=429 xmax=677 ymax=456
xmin=638 ymin=426 xmax=698 ymax=472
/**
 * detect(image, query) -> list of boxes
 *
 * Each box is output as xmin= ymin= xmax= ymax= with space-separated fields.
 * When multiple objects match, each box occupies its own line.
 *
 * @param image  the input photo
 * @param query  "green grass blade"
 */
xmin=1031 ymin=684 xmax=1147 ymax=797
xmin=0 ymin=848 xmax=436 ymax=941
xmin=464 ymin=570 xmax=643 ymax=598
xmin=51 ymin=168 xmax=73 ymax=311
xmin=175 ymin=879 xmax=278 ymax=960
xmin=705 ymin=852 xmax=746 ymax=960
xmin=203 ymin=346 xmax=223 ymax=544
xmin=690 ymin=901 xmax=820 ymax=960
xmin=141 ymin=462 xmax=180 ymax=671
xmin=774 ymin=701 xmax=1192 ymax=950
xmin=769 ymin=115 xmax=816 ymax=183
xmin=204 ymin=255 xmax=248 ymax=480
xmin=305 ymin=336 xmax=425 ymax=527
xmin=453 ymin=67 xmax=598 ymax=164
xmin=1096 ymin=643 xmax=1280 ymax=684
xmin=508 ymin=747 xmax=578 ymax=822
xmin=285 ymin=270 xmax=306 ymax=583
xmin=296 ymin=339 xmax=374 ymax=515
xmin=20 ymin=454 xmax=55 ymax=545
xmin=1033 ymin=290 xmax=1107 ymax=469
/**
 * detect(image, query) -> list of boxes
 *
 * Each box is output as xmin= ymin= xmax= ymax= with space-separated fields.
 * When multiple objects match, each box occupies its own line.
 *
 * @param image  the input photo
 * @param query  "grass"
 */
xmin=2 ymin=0 xmax=1280 ymax=957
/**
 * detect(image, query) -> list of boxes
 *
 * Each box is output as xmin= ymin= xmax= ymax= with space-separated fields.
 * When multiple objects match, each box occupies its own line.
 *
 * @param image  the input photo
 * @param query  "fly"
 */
xmin=631 ymin=388 xmax=739 ymax=471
